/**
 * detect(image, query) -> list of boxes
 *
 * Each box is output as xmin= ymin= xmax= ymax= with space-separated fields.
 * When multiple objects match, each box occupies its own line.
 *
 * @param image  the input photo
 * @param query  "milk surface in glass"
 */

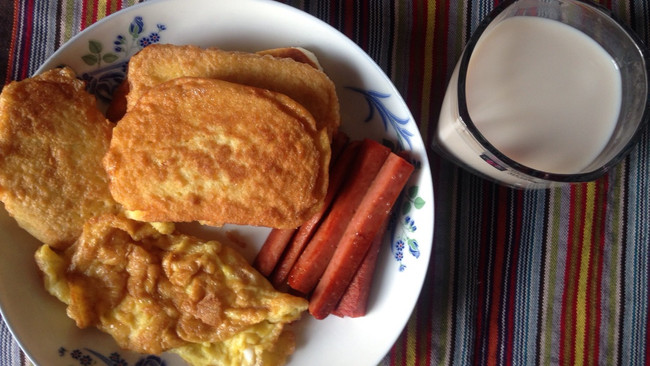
xmin=436 ymin=16 xmax=622 ymax=185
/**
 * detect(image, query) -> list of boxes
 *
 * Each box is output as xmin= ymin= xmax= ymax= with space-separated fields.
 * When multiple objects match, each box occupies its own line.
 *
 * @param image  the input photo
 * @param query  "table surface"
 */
xmin=1 ymin=0 xmax=649 ymax=365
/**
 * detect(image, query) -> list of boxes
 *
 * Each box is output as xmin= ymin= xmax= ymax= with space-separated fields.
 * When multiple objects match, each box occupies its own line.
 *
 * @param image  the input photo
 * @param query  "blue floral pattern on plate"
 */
xmin=348 ymin=87 xmax=415 ymax=150
xmin=79 ymin=16 xmax=166 ymax=104
xmin=58 ymin=347 xmax=165 ymax=366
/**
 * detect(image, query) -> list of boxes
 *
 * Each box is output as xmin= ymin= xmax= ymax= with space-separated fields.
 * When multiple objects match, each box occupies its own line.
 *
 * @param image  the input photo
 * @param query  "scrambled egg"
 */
xmin=172 ymin=321 xmax=297 ymax=366
xmin=35 ymin=214 xmax=308 ymax=366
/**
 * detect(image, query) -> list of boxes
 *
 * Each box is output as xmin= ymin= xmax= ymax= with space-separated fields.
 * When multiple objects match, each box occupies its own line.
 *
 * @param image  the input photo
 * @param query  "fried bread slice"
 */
xmin=106 ymin=46 xmax=323 ymax=123
xmin=35 ymin=214 xmax=308 ymax=361
xmin=126 ymin=44 xmax=340 ymax=139
xmin=0 ymin=67 xmax=121 ymax=249
xmin=257 ymin=46 xmax=322 ymax=70
xmin=104 ymin=77 xmax=330 ymax=228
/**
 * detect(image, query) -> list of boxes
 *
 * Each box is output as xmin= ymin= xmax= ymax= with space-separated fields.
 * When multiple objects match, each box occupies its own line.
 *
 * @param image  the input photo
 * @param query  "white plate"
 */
xmin=0 ymin=0 xmax=434 ymax=365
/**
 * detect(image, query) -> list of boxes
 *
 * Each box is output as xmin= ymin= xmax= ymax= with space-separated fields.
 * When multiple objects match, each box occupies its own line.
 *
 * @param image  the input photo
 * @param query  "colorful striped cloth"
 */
xmin=1 ymin=1 xmax=649 ymax=365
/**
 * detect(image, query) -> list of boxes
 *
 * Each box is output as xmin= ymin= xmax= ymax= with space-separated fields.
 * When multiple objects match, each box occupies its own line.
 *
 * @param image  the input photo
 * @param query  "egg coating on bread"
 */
xmin=104 ymin=77 xmax=330 ymax=229
xmin=0 ymin=67 xmax=121 ymax=249
xmin=35 ymin=214 xmax=308 ymax=364
xmin=126 ymin=44 xmax=339 ymax=139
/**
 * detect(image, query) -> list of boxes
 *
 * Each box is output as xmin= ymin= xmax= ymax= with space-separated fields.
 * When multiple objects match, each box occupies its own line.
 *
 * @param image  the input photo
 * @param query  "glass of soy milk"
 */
xmin=434 ymin=0 xmax=649 ymax=189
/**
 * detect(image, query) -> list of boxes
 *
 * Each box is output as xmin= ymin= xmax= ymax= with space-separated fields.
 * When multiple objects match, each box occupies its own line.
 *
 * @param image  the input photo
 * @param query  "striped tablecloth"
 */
xmin=1 ymin=1 xmax=649 ymax=365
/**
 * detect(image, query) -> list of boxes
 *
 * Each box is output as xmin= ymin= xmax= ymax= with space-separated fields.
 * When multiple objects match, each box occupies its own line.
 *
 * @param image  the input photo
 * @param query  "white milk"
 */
xmin=435 ymin=16 xmax=622 ymax=186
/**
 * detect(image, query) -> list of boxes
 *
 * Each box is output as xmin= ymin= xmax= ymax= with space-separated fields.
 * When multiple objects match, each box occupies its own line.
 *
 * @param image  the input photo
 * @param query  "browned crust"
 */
xmin=126 ymin=44 xmax=340 ymax=139
xmin=104 ymin=77 xmax=330 ymax=228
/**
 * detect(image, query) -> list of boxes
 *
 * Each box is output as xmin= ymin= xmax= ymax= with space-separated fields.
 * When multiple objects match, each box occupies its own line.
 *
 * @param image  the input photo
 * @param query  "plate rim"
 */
xmin=5 ymin=0 xmax=435 ymax=365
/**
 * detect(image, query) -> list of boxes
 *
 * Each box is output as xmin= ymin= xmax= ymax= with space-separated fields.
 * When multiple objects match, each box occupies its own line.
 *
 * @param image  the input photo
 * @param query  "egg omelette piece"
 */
xmin=0 ymin=67 xmax=121 ymax=249
xmin=171 ymin=321 xmax=297 ymax=366
xmin=104 ymin=77 xmax=330 ymax=229
xmin=126 ymin=44 xmax=340 ymax=139
xmin=35 ymin=214 xmax=308 ymax=364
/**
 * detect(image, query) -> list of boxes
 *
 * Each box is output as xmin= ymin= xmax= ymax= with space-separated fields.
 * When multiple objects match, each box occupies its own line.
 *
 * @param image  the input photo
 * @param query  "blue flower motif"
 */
xmin=81 ymin=16 xmax=168 ymax=106
xmin=58 ymin=347 xmax=67 ymax=357
xmin=79 ymin=354 xmax=93 ymax=366
xmin=136 ymin=355 xmax=167 ymax=366
xmin=70 ymin=349 xmax=82 ymax=360
xmin=409 ymin=240 xmax=420 ymax=258
xmin=389 ymin=199 xmax=423 ymax=271
xmin=129 ymin=16 xmax=144 ymax=38
xmin=404 ymin=216 xmax=417 ymax=232
xmin=139 ymin=37 xmax=151 ymax=47
xmin=394 ymin=250 xmax=403 ymax=261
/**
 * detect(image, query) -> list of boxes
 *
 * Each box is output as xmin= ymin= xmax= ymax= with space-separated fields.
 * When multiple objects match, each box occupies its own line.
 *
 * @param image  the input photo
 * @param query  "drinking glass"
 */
xmin=433 ymin=0 xmax=649 ymax=189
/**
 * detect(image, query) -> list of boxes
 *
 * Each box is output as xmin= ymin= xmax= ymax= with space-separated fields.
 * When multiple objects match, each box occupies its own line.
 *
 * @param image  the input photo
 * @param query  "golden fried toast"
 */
xmin=126 ymin=44 xmax=340 ymax=138
xmin=104 ymin=77 xmax=330 ymax=228
xmin=257 ymin=46 xmax=323 ymax=70
xmin=106 ymin=47 xmax=324 ymax=123
xmin=0 ymin=67 xmax=121 ymax=249
xmin=35 ymin=214 xmax=308 ymax=363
